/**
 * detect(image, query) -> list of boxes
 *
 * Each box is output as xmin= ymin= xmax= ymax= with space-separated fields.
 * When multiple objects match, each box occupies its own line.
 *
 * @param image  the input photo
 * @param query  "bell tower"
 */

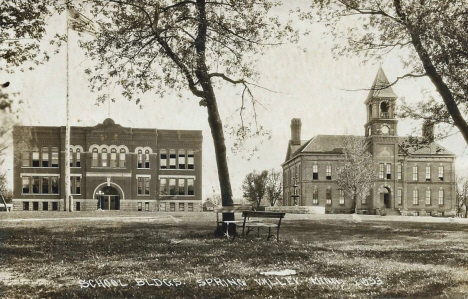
xmin=364 ymin=67 xmax=398 ymax=137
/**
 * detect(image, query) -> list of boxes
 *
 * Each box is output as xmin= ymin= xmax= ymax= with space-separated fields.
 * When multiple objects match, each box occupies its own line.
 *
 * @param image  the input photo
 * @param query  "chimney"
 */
xmin=422 ymin=120 xmax=434 ymax=142
xmin=290 ymin=118 xmax=302 ymax=145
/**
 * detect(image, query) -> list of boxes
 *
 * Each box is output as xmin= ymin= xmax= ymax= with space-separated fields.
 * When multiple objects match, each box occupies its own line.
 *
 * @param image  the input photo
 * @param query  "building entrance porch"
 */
xmin=96 ymin=186 xmax=121 ymax=210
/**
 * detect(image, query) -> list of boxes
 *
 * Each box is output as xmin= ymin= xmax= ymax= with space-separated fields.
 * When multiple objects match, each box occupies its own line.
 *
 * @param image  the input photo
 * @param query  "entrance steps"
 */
xmin=384 ymin=209 xmax=401 ymax=216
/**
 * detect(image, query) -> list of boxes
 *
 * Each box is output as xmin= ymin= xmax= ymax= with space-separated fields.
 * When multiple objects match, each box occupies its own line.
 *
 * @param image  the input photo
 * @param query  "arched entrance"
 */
xmin=379 ymin=187 xmax=391 ymax=208
xmin=96 ymin=186 xmax=121 ymax=210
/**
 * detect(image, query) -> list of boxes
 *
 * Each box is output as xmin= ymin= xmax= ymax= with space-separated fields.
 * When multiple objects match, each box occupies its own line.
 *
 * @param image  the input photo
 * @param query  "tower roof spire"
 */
xmin=366 ymin=67 xmax=398 ymax=101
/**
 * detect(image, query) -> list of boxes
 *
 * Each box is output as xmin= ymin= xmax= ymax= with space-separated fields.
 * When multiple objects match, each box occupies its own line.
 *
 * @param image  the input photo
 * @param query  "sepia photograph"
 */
xmin=1 ymin=1 xmax=468 ymax=298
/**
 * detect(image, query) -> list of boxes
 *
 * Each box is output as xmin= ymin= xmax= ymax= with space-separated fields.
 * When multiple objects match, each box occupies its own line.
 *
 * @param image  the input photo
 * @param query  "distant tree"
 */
xmin=336 ymin=136 xmax=376 ymax=213
xmin=265 ymin=169 xmax=282 ymax=206
xmin=456 ymin=176 xmax=468 ymax=218
xmin=242 ymin=170 xmax=269 ymax=210
xmin=78 ymin=0 xmax=297 ymax=220
xmin=206 ymin=194 xmax=221 ymax=206
xmin=305 ymin=1 xmax=468 ymax=145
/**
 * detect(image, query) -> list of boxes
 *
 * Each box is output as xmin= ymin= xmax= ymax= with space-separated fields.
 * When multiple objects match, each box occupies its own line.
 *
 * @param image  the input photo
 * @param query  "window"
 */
xmin=379 ymin=163 xmax=384 ymax=179
xmin=187 ymin=150 xmax=194 ymax=169
xmin=160 ymin=178 xmax=167 ymax=195
xmin=169 ymin=179 xmax=176 ymax=195
xmin=426 ymin=189 xmax=431 ymax=205
xmin=361 ymin=196 xmax=366 ymax=205
xmin=138 ymin=178 xmax=143 ymax=195
xmin=188 ymin=203 xmax=194 ymax=212
xmin=101 ymin=148 xmax=108 ymax=167
xmin=76 ymin=202 xmax=81 ymax=211
xmin=312 ymin=187 xmax=318 ymax=205
xmin=438 ymin=189 xmax=444 ymax=205
xmin=138 ymin=202 xmax=142 ymax=211
xmin=145 ymin=178 xmax=150 ymax=195
xmin=413 ymin=189 xmax=419 ymax=205
xmin=41 ymin=177 xmax=49 ymax=194
xmin=51 ymin=147 xmax=59 ymax=167
xmin=178 ymin=150 xmax=186 ymax=169
xmin=23 ymin=202 xmax=29 ymax=211
xmin=339 ymin=190 xmax=344 ymax=205
xmin=169 ymin=150 xmax=176 ymax=169
xmin=75 ymin=177 xmax=81 ymax=194
xmin=32 ymin=147 xmax=40 ymax=167
xmin=75 ymin=149 xmax=81 ymax=167
xmin=178 ymin=179 xmax=185 ymax=195
xmin=145 ymin=150 xmax=150 ymax=168
xmin=386 ymin=163 xmax=391 ymax=179
xmin=313 ymin=164 xmax=318 ymax=180
xmin=160 ymin=149 xmax=167 ymax=169
xmin=179 ymin=203 xmax=185 ymax=211
xmin=119 ymin=149 xmax=126 ymax=167
xmin=92 ymin=148 xmax=99 ymax=167
xmin=326 ymin=165 xmax=332 ymax=180
xmin=32 ymin=177 xmax=40 ymax=194
xmin=170 ymin=202 xmax=176 ymax=211
xmin=397 ymin=189 xmax=402 ymax=205
xmin=22 ymin=177 xmax=30 ymax=194
xmin=397 ymin=163 xmax=402 ymax=180
xmin=42 ymin=147 xmax=49 ymax=167
xmin=33 ymin=202 xmax=39 ymax=211
xmin=145 ymin=202 xmax=149 ymax=211
xmin=326 ymin=188 xmax=332 ymax=205
xmin=187 ymin=179 xmax=194 ymax=195
xmin=426 ymin=166 xmax=431 ymax=181
xmin=137 ymin=150 xmax=143 ymax=168
xmin=137 ymin=177 xmax=149 ymax=195
xmin=413 ymin=166 xmax=418 ymax=181
xmin=110 ymin=148 xmax=117 ymax=168
xmin=69 ymin=149 xmax=74 ymax=167
xmin=52 ymin=202 xmax=58 ymax=211
xmin=22 ymin=152 xmax=30 ymax=167
xmin=51 ymin=177 xmax=59 ymax=194
xmin=42 ymin=202 xmax=48 ymax=211
xmin=438 ymin=166 xmax=444 ymax=181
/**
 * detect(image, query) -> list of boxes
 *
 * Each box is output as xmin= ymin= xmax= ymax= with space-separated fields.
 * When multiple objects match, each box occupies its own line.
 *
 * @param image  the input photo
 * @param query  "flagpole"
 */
xmin=65 ymin=4 xmax=72 ymax=212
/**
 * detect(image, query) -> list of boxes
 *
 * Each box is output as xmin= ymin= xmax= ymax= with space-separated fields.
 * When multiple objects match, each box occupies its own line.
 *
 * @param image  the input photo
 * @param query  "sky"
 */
xmin=2 ymin=0 xmax=468 ymax=200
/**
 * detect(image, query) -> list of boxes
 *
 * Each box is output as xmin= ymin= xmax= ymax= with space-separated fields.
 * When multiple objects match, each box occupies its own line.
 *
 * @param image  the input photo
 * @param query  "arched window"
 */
xmin=110 ymin=148 xmax=117 ymax=168
xmin=101 ymin=148 xmax=108 ymax=167
xmin=69 ymin=149 xmax=74 ymax=167
xmin=92 ymin=148 xmax=99 ymax=167
xmin=76 ymin=149 xmax=81 ymax=167
xmin=145 ymin=150 xmax=150 ymax=168
xmin=119 ymin=148 xmax=126 ymax=168
xmin=380 ymin=101 xmax=389 ymax=118
xmin=137 ymin=149 xmax=143 ymax=168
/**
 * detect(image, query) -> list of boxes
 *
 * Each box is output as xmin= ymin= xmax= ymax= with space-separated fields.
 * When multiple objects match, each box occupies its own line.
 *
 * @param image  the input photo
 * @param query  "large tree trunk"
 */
xmin=195 ymin=0 xmax=234 ymax=236
xmin=351 ymin=194 xmax=357 ymax=214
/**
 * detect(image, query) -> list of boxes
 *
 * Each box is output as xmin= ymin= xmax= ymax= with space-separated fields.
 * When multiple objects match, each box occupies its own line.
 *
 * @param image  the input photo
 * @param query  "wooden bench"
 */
xmin=214 ymin=206 xmax=253 ymax=238
xmin=240 ymin=211 xmax=286 ymax=242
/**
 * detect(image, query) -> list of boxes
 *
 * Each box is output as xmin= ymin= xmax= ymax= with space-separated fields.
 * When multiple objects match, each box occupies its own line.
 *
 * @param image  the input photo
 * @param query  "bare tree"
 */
xmin=242 ymin=170 xmax=269 ymax=210
xmin=305 ymin=1 xmax=468 ymax=145
xmin=265 ymin=169 xmax=282 ymax=206
xmin=336 ymin=136 xmax=376 ymax=213
xmin=456 ymin=176 xmax=468 ymax=218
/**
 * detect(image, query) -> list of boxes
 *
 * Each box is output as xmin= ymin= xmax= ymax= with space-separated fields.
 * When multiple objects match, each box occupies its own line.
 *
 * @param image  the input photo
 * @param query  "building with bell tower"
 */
xmin=282 ymin=68 xmax=457 ymax=217
xmin=364 ymin=67 xmax=398 ymax=137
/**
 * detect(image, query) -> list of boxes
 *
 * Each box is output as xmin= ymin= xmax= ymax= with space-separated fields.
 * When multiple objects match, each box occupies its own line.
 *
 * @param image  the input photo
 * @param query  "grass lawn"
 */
xmin=1 ymin=212 xmax=468 ymax=298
